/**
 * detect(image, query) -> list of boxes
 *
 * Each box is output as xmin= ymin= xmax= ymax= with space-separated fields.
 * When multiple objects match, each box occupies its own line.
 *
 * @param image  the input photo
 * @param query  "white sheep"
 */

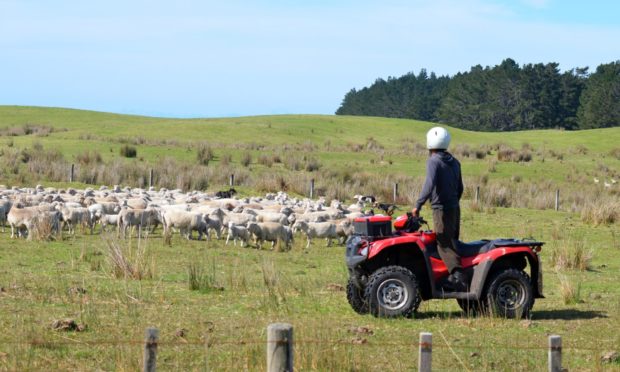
xmin=162 ymin=210 xmax=207 ymax=240
xmin=247 ymin=222 xmax=289 ymax=250
xmin=292 ymin=220 xmax=338 ymax=248
xmin=225 ymin=221 xmax=250 ymax=247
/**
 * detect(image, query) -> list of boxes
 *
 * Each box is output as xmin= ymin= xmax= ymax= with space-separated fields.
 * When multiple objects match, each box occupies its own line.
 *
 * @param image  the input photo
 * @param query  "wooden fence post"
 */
xmin=393 ymin=183 xmax=398 ymax=203
xmin=267 ymin=323 xmax=293 ymax=372
xmin=309 ymin=179 xmax=315 ymax=200
xmin=418 ymin=332 xmax=432 ymax=372
xmin=475 ymin=186 xmax=480 ymax=203
xmin=143 ymin=327 xmax=159 ymax=372
xmin=554 ymin=189 xmax=560 ymax=211
xmin=230 ymin=174 xmax=235 ymax=187
xmin=70 ymin=164 xmax=75 ymax=183
xmin=548 ymin=335 xmax=562 ymax=372
xmin=149 ymin=169 xmax=154 ymax=189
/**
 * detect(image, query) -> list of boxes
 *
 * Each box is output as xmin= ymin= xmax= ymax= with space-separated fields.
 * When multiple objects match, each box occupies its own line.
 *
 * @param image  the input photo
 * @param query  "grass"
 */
xmin=0 ymin=206 xmax=618 ymax=371
xmin=0 ymin=106 xmax=619 ymax=370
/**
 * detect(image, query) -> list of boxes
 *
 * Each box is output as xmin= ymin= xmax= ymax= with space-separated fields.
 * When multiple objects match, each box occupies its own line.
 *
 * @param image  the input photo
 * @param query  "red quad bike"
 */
xmin=346 ymin=213 xmax=544 ymax=318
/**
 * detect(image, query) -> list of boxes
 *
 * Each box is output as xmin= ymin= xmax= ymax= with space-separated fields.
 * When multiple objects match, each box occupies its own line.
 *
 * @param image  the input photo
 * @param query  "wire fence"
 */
xmin=1 ymin=324 xmax=616 ymax=371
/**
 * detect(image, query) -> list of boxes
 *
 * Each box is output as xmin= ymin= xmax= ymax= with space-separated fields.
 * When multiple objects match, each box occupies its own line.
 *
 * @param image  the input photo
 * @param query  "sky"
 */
xmin=1 ymin=0 xmax=619 ymax=118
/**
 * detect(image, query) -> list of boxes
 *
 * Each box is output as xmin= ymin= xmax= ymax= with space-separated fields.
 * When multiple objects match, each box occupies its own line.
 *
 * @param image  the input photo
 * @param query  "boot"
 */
xmin=447 ymin=269 xmax=468 ymax=292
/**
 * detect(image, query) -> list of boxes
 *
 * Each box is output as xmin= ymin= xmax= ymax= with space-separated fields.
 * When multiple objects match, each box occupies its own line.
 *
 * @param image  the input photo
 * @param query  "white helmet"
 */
xmin=426 ymin=127 xmax=451 ymax=150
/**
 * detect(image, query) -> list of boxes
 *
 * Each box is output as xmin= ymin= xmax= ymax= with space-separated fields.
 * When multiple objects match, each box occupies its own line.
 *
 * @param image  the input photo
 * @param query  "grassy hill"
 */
xmin=1 ymin=105 xmax=618 ymax=210
xmin=0 ymin=106 xmax=619 ymax=370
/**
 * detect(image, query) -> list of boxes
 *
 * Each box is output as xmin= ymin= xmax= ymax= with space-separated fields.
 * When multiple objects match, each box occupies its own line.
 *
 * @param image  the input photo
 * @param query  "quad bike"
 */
xmin=345 ymin=213 xmax=544 ymax=318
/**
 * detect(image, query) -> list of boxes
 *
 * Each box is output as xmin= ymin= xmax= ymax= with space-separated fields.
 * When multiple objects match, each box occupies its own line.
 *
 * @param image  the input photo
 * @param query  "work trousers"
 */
xmin=432 ymin=207 xmax=461 ymax=273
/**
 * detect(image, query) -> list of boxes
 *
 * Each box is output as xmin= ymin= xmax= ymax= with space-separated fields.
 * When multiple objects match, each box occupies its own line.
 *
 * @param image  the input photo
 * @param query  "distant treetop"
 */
xmin=336 ymin=59 xmax=620 ymax=131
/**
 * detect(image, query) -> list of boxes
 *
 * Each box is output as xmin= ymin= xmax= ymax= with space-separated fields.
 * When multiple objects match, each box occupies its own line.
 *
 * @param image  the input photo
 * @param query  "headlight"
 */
xmin=359 ymin=246 xmax=368 ymax=256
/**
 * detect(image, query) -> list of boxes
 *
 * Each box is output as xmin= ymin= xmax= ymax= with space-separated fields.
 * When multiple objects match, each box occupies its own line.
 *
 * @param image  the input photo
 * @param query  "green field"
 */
xmin=0 ymin=106 xmax=619 ymax=370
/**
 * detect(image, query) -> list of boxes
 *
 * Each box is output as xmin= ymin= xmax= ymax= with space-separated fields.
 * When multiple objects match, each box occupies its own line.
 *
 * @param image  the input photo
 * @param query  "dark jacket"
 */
xmin=415 ymin=151 xmax=463 ymax=211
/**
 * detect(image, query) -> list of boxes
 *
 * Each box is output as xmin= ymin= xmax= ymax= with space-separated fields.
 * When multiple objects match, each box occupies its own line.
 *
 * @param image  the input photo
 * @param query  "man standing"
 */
xmin=412 ymin=127 xmax=466 ymax=291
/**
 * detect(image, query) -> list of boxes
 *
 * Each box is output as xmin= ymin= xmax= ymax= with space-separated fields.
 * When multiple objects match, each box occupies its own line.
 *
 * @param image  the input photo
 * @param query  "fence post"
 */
xmin=149 ymin=169 xmax=154 ymax=188
xmin=393 ymin=183 xmax=398 ymax=203
xmin=548 ymin=335 xmax=562 ymax=372
xmin=418 ymin=332 xmax=432 ymax=372
xmin=230 ymin=174 xmax=235 ymax=187
xmin=554 ymin=189 xmax=560 ymax=211
xmin=267 ymin=323 xmax=293 ymax=372
xmin=143 ymin=327 xmax=159 ymax=372
xmin=309 ymin=179 xmax=315 ymax=200
xmin=475 ymin=186 xmax=480 ymax=203
xmin=69 ymin=164 xmax=75 ymax=183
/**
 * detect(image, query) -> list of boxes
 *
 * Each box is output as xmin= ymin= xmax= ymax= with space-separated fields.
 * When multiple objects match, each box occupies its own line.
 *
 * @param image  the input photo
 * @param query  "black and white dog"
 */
xmin=215 ymin=188 xmax=237 ymax=199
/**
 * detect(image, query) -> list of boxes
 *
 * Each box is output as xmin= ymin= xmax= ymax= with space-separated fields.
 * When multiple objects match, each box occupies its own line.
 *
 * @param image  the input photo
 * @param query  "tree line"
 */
xmin=336 ymin=59 xmax=620 ymax=131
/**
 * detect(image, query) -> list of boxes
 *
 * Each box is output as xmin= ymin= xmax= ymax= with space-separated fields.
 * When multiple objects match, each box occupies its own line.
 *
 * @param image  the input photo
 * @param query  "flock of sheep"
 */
xmin=0 ymin=185 xmax=380 ymax=250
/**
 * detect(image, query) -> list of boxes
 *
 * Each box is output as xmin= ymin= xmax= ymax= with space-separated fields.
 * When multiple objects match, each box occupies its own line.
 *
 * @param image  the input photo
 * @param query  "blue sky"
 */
xmin=1 ymin=0 xmax=619 ymax=118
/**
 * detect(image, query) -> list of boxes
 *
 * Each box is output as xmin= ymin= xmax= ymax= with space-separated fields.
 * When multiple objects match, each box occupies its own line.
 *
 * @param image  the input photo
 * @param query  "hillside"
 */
xmin=0 ymin=105 xmax=618 ymax=209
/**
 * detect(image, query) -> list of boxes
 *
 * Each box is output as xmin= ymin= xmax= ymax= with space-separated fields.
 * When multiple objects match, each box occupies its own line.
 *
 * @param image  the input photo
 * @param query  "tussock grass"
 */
xmin=548 ymin=237 xmax=592 ymax=271
xmin=188 ymin=260 xmax=220 ymax=292
xmin=581 ymin=198 xmax=620 ymax=225
xmin=119 ymin=144 xmax=137 ymax=158
xmin=558 ymin=274 xmax=582 ymax=305
xmin=196 ymin=142 xmax=214 ymax=166
xmin=29 ymin=213 xmax=61 ymax=241
xmin=104 ymin=234 xmax=155 ymax=280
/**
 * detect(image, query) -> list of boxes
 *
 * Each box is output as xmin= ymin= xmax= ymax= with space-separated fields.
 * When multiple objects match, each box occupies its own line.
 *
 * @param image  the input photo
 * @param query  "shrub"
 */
xmin=120 ymin=145 xmax=137 ymax=158
xmin=196 ymin=142 xmax=214 ymax=166
xmin=240 ymin=152 xmax=252 ymax=167
xmin=258 ymin=154 xmax=274 ymax=167
xmin=76 ymin=150 xmax=103 ymax=165
xmin=305 ymin=158 xmax=321 ymax=172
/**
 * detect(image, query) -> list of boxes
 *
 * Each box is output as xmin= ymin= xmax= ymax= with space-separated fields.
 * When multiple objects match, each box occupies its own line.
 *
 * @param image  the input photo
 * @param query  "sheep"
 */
xmin=335 ymin=218 xmax=355 ymax=244
xmin=0 ymin=198 xmax=12 ymax=232
xmin=58 ymin=206 xmax=91 ymax=235
xmin=98 ymin=213 xmax=119 ymax=232
xmin=225 ymin=221 xmax=250 ymax=247
xmin=117 ymin=207 xmax=161 ymax=238
xmin=204 ymin=214 xmax=223 ymax=240
xmin=292 ymin=220 xmax=339 ymax=248
xmin=162 ymin=210 xmax=207 ymax=240
xmin=256 ymin=211 xmax=289 ymax=225
xmin=247 ymin=222 xmax=289 ymax=250
xmin=223 ymin=211 xmax=257 ymax=227
xmin=7 ymin=206 xmax=39 ymax=239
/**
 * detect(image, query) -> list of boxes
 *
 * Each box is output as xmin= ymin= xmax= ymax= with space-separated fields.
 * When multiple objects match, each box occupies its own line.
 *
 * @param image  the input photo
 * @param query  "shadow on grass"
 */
xmin=411 ymin=309 xmax=607 ymax=320
xmin=413 ymin=311 xmax=467 ymax=319
xmin=532 ymin=309 xmax=607 ymax=320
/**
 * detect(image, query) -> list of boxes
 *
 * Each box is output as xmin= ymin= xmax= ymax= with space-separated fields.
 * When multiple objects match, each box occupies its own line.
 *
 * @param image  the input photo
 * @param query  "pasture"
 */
xmin=0 ymin=106 xmax=619 ymax=370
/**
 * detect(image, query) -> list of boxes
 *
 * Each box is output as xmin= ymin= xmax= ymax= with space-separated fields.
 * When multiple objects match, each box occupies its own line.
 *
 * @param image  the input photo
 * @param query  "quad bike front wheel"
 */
xmin=346 ymin=278 xmax=369 ymax=314
xmin=364 ymin=266 xmax=421 ymax=318
xmin=485 ymin=268 xmax=534 ymax=319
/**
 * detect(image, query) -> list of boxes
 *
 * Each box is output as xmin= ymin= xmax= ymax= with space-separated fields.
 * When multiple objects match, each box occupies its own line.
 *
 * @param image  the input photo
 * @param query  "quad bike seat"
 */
xmin=425 ymin=239 xmax=540 ymax=259
xmin=456 ymin=240 xmax=492 ymax=257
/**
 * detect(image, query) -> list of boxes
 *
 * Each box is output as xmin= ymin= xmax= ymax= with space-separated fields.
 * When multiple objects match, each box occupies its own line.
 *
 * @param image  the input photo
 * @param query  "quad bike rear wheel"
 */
xmin=364 ymin=265 xmax=421 ymax=318
xmin=485 ymin=268 xmax=534 ymax=319
xmin=346 ymin=278 xmax=368 ymax=314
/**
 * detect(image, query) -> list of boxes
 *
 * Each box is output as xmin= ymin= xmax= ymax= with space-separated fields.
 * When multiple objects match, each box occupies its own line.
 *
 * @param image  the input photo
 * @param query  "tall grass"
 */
xmin=557 ymin=274 xmax=582 ymax=305
xmin=103 ymin=234 xmax=155 ymax=280
xmin=187 ymin=259 xmax=221 ymax=292
xmin=548 ymin=237 xmax=592 ymax=271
